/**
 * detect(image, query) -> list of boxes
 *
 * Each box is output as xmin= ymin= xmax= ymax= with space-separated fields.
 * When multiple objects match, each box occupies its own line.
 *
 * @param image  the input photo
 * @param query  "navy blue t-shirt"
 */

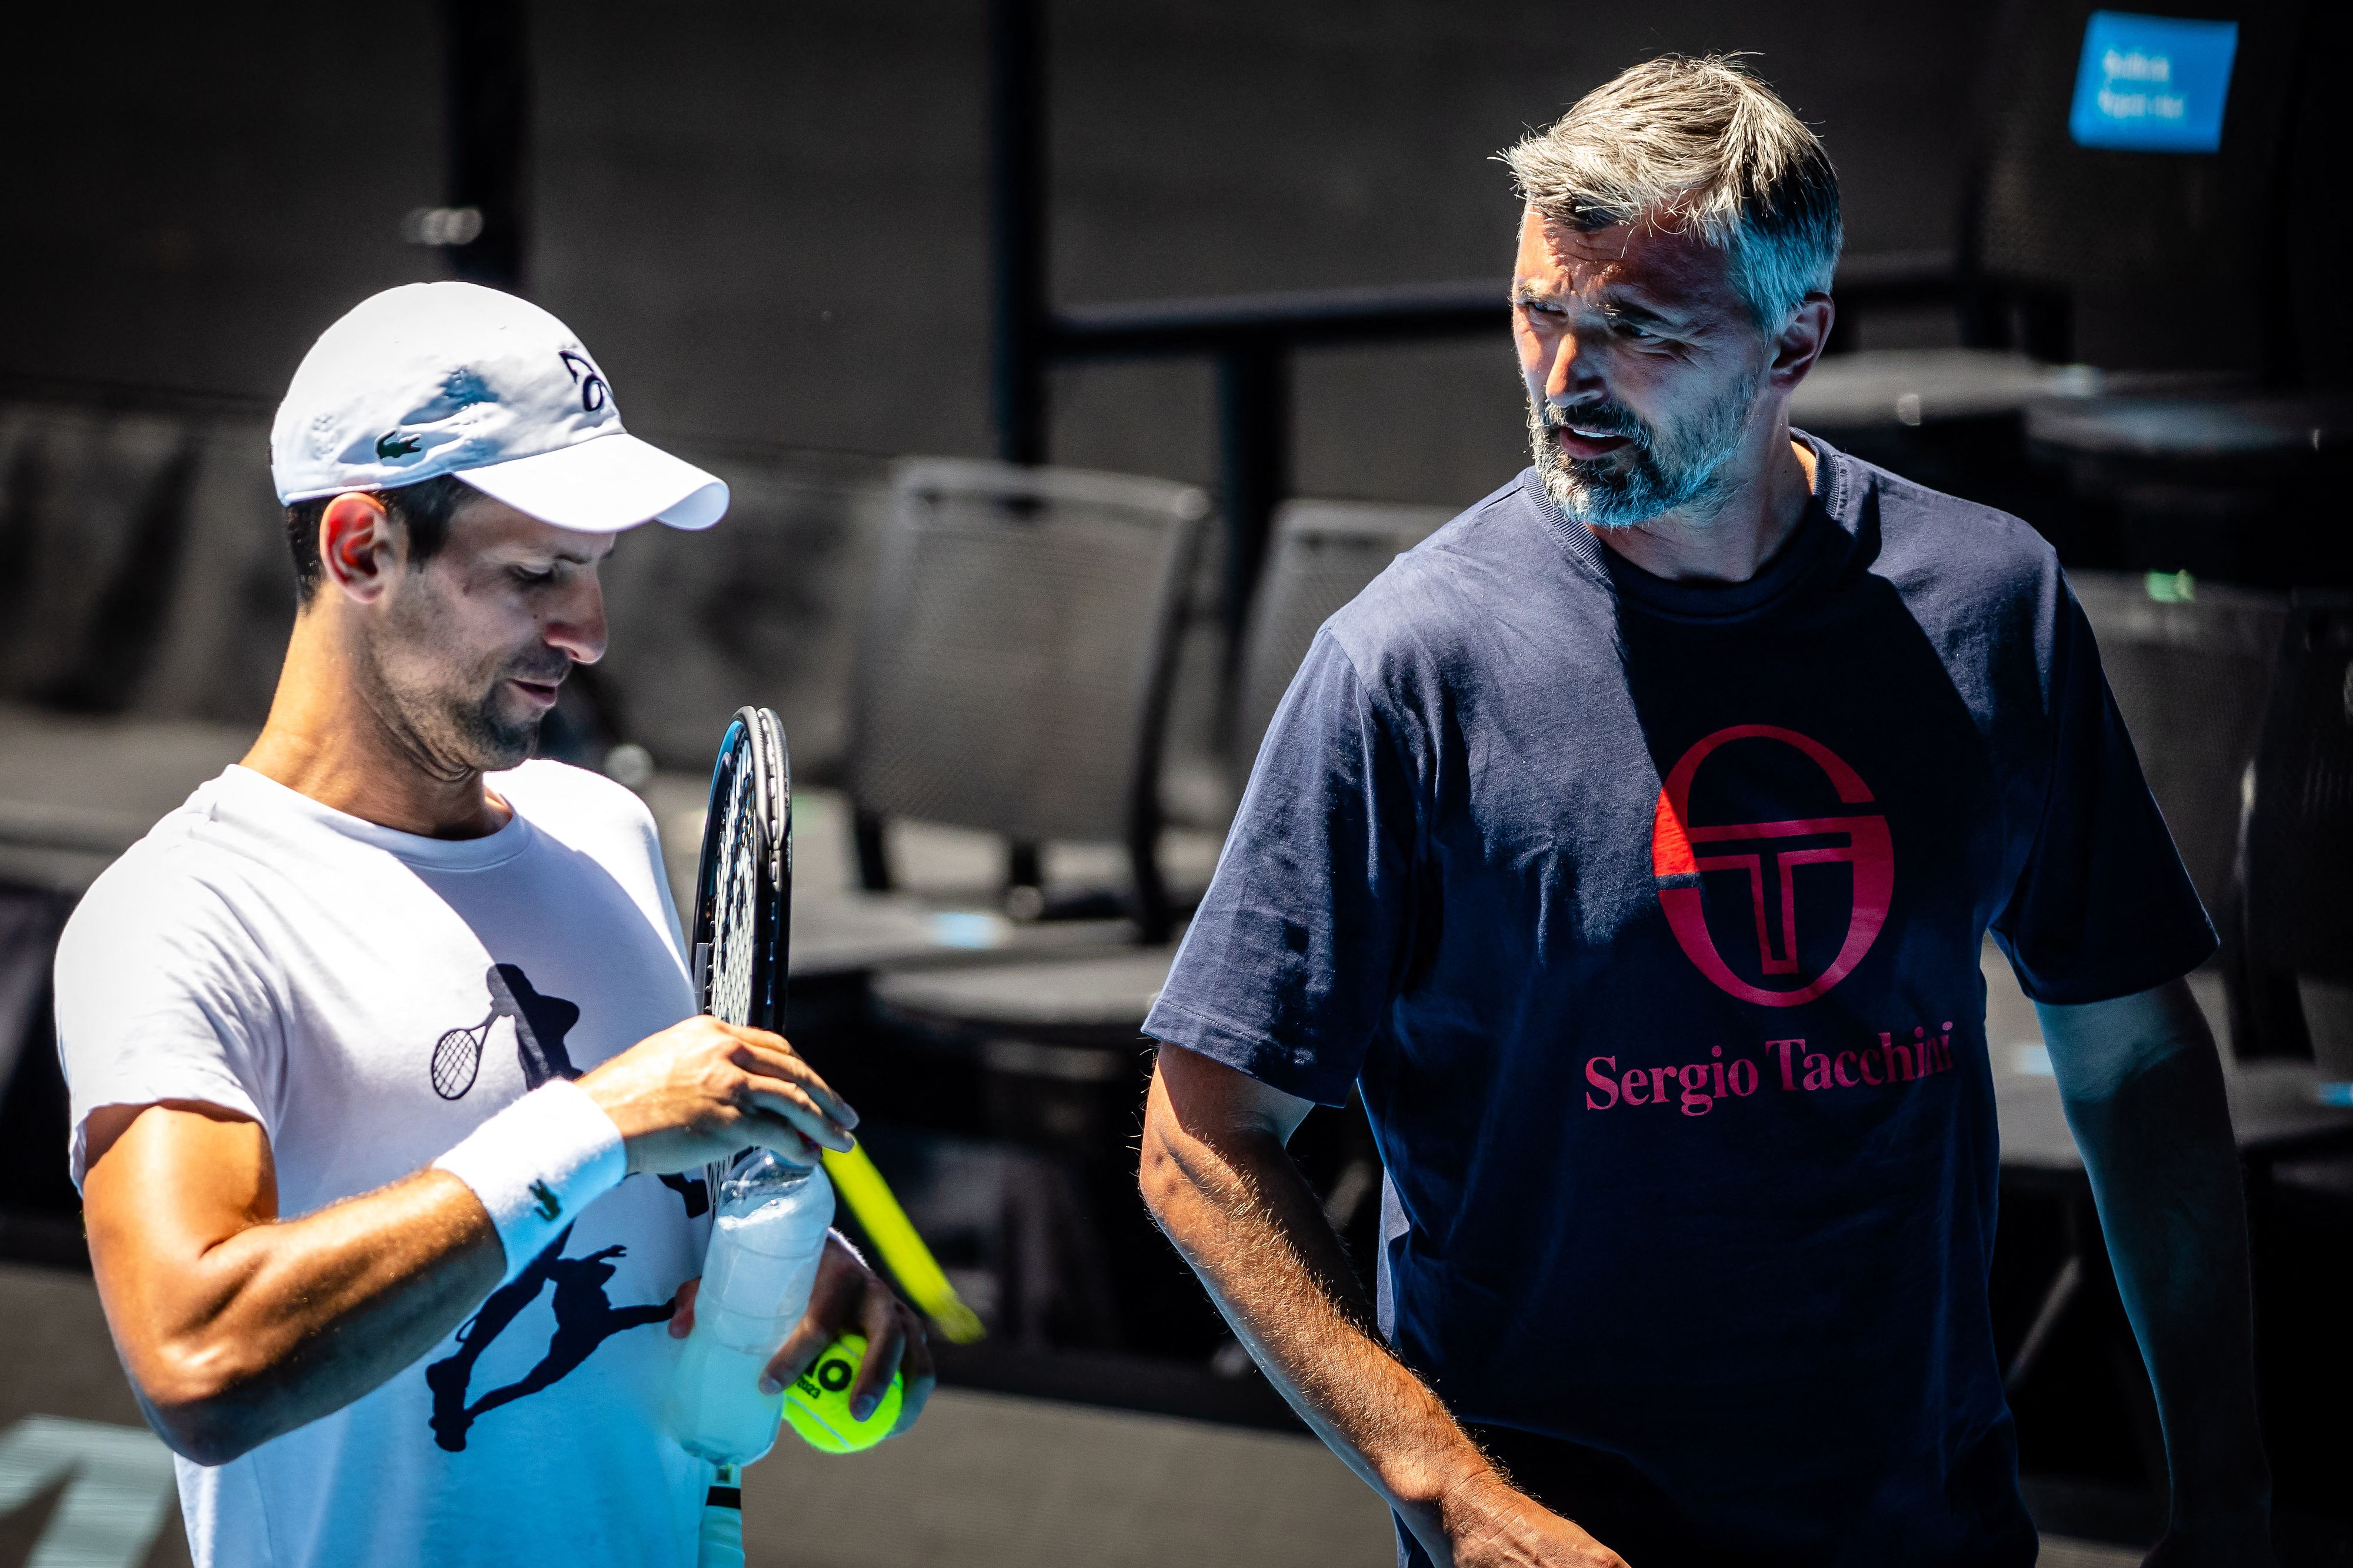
xmin=1143 ymin=437 xmax=2215 ymax=1566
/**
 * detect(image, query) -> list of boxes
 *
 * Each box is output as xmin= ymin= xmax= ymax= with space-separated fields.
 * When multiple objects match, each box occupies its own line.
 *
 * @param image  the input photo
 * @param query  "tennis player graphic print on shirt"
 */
xmin=422 ymin=962 xmax=700 ymax=1452
xmin=431 ymin=963 xmax=583 ymax=1099
xmin=427 ymin=1227 xmax=677 ymax=1452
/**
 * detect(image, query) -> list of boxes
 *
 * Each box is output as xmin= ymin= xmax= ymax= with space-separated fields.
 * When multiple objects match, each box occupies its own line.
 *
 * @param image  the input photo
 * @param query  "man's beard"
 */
xmin=356 ymin=620 xmax=562 ymax=780
xmin=1526 ymin=365 xmax=1762 ymax=529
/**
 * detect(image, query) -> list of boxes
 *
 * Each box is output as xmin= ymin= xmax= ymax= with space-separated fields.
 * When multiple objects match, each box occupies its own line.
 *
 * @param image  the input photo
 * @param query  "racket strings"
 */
xmin=707 ymin=752 xmax=764 ymax=1030
xmin=431 ymin=1008 xmax=498 ymax=1100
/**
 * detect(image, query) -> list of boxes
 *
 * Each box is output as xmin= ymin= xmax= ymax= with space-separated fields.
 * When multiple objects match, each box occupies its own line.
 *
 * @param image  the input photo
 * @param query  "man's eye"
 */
xmin=510 ymin=566 xmax=556 ymax=587
xmin=1615 ymin=319 xmax=1658 ymax=341
xmin=1520 ymin=299 xmax=1564 ymax=317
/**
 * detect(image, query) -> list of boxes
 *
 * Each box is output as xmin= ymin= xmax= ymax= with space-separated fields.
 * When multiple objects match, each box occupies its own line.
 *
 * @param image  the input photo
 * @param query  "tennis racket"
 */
xmin=691 ymin=705 xmax=788 ymax=1038
xmin=430 ymin=1007 xmax=497 ymax=1100
xmin=687 ymin=706 xmax=981 ymax=1340
xmin=684 ymin=708 xmax=788 ymax=1568
xmin=682 ymin=709 xmax=979 ymax=1564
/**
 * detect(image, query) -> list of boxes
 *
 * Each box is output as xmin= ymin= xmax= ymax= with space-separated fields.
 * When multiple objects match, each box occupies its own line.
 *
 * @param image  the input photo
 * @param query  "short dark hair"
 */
xmin=283 ymin=474 xmax=478 ymax=606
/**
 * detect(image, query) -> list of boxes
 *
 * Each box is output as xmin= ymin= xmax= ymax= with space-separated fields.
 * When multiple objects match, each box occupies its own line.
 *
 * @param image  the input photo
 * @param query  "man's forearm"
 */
xmin=1136 ymin=1075 xmax=1491 ymax=1557
xmin=87 ymin=1112 xmax=505 ymax=1463
xmin=2053 ymin=990 xmax=2271 ymax=1534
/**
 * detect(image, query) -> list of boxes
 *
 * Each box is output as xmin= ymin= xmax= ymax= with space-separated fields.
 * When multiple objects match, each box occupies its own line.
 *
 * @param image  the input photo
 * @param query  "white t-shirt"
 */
xmin=55 ymin=761 xmax=713 ymax=1568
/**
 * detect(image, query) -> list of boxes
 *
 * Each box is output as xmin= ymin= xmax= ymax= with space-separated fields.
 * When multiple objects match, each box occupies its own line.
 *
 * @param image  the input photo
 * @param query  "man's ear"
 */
xmin=1768 ymin=293 xmax=1835 ymax=393
xmin=318 ymin=493 xmax=402 ymax=604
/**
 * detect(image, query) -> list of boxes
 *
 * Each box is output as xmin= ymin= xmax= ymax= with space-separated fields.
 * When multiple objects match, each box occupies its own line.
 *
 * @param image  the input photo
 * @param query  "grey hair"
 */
xmin=1501 ymin=55 xmax=1843 ymax=328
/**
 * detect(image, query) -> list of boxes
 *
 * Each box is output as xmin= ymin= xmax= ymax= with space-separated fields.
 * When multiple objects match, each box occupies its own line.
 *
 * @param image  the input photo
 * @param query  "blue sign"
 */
xmin=2068 ymin=11 xmax=2238 ymax=152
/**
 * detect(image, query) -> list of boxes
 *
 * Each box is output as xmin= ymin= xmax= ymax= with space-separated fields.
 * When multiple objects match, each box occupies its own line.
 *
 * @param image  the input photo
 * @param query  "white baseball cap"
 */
xmin=269 ymin=282 xmax=727 ymax=532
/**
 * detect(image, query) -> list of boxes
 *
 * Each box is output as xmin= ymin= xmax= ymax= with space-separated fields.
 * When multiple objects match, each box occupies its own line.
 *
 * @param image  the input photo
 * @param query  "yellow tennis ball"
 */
xmin=782 ymin=1335 xmax=902 ymax=1453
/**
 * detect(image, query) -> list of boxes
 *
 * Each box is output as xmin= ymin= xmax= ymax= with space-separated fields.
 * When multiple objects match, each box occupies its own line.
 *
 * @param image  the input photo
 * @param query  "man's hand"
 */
xmin=578 ymin=1016 xmax=858 ymax=1175
xmin=1140 ymin=1045 xmax=1628 ymax=1568
xmin=669 ymin=1236 xmax=936 ymax=1438
xmin=1440 ymin=1469 xmax=1630 ymax=1567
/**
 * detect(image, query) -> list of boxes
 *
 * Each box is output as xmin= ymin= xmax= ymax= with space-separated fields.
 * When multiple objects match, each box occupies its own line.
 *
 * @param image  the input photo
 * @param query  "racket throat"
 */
xmin=697 ymin=1462 xmax=745 ymax=1567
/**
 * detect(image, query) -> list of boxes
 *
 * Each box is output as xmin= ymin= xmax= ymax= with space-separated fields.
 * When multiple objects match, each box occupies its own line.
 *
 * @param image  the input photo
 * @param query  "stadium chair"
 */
xmin=135 ymin=413 xmax=298 ymax=729
xmin=2224 ymin=592 xmax=2353 ymax=1072
xmin=1228 ymin=500 xmax=1455 ymax=798
xmin=0 ymin=404 xmax=196 ymax=713
xmin=2221 ymin=593 xmax=2353 ymax=1507
xmin=0 ymin=402 xmax=261 ymax=896
xmin=591 ymin=444 xmax=895 ymax=781
xmin=599 ymin=455 xmax=1212 ymax=1000
xmin=2070 ymin=570 xmax=2287 ymax=920
xmin=863 ymin=498 xmax=1446 ymax=1348
xmin=1795 ymin=0 xmax=2318 ymax=543
xmin=869 ymin=495 xmax=1451 ymax=1099
xmin=835 ymin=458 xmax=1210 ymax=950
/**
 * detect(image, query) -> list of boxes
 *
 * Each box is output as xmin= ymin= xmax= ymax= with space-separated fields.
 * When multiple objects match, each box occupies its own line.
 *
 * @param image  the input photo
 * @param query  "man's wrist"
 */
xmin=433 ymin=1080 xmax=626 ymax=1280
xmin=1377 ymin=1430 xmax=1504 ymax=1522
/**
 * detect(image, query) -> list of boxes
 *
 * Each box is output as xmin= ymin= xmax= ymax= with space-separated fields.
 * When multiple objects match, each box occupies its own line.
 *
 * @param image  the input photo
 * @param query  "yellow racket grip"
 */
xmin=821 ymin=1140 xmax=986 ymax=1344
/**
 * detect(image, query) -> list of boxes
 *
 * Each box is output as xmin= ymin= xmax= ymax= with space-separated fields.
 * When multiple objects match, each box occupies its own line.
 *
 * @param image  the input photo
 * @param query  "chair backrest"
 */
xmin=135 ymin=414 xmax=291 ymax=728
xmin=2231 ymin=593 xmax=2353 ymax=1063
xmin=595 ymin=444 xmax=894 ymax=777
xmin=0 ymin=403 xmax=198 ymax=713
xmin=1232 ymin=499 xmax=1453 ymax=790
xmin=2073 ymin=570 xmax=2286 ymax=918
xmin=845 ymin=458 xmax=1208 ymax=882
xmin=1967 ymin=0 xmax=2313 ymax=372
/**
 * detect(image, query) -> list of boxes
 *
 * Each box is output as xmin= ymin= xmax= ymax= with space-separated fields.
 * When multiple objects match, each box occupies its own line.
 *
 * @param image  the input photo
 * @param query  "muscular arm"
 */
xmin=83 ymin=1016 xmax=855 ymax=1465
xmin=1138 ymin=1045 xmax=1624 ymax=1568
xmin=2037 ymin=978 xmax=2273 ymax=1564
xmin=85 ymin=1101 xmax=499 ymax=1463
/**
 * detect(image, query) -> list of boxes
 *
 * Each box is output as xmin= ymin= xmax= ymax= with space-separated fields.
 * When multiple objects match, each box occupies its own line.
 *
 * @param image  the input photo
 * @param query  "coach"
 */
xmin=56 ymin=283 xmax=929 ymax=1567
xmin=1139 ymin=57 xmax=2271 ymax=1567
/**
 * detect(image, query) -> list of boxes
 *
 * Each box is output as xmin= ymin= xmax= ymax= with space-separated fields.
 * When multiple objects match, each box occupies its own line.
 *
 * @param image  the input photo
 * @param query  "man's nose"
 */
xmin=547 ymin=574 xmax=608 ymax=666
xmin=1544 ymin=326 xmax=1607 ymax=406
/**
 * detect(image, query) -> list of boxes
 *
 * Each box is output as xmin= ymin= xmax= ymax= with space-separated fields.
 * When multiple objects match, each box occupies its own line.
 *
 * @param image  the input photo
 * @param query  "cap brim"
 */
xmin=454 ymin=432 xmax=728 ymax=533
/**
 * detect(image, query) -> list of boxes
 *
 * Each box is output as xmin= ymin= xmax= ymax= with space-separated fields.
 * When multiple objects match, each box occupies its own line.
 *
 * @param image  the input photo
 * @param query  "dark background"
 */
xmin=0 ymin=1 xmax=1985 ymax=502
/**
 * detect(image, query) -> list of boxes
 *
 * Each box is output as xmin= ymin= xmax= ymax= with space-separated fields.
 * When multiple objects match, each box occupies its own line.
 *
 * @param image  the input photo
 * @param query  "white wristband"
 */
xmin=434 ymin=1080 xmax=627 ymax=1281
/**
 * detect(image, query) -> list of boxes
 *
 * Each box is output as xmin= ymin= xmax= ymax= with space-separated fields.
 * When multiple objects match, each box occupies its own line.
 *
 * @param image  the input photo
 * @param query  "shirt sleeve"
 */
xmin=1989 ymin=585 xmax=2219 ymax=1005
xmin=53 ymin=857 xmax=281 ymax=1189
xmin=1144 ymin=630 xmax=1421 ymax=1106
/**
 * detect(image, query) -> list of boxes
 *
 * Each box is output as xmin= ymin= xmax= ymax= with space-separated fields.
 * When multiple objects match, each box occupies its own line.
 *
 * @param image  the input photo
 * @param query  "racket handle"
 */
xmin=821 ymin=1140 xmax=986 ymax=1345
xmin=696 ymin=1464 xmax=745 ymax=1568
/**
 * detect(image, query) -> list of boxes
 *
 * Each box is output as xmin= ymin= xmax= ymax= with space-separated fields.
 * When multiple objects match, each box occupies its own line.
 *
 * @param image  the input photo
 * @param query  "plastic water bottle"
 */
xmin=665 ymin=1151 xmax=835 ymax=1466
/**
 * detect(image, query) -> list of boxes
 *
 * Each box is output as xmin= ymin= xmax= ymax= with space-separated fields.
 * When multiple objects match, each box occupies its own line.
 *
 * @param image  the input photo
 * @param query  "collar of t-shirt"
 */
xmin=1536 ymin=432 xmax=1855 ymax=623
xmin=211 ymin=762 xmax=541 ymax=873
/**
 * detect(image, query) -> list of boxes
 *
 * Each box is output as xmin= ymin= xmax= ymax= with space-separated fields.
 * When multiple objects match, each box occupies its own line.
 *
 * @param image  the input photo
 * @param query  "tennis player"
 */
xmin=55 ymin=282 xmax=932 ymax=1567
xmin=1140 ymin=58 xmax=2273 ymax=1567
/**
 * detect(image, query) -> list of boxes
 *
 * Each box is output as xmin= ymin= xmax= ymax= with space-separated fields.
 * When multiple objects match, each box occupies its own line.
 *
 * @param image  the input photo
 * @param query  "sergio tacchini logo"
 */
xmin=1650 ymin=723 xmax=1893 ymax=1007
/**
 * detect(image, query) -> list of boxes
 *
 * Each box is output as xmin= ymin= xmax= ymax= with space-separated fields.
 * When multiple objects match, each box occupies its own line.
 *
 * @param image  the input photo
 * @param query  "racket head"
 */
xmin=691 ymin=707 xmax=789 ymax=1035
xmin=431 ymin=1021 xmax=488 ymax=1100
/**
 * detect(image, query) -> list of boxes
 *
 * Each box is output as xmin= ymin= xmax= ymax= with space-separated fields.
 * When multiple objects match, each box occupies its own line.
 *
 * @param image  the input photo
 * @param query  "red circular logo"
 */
xmin=1650 ymin=725 xmax=1892 ymax=1007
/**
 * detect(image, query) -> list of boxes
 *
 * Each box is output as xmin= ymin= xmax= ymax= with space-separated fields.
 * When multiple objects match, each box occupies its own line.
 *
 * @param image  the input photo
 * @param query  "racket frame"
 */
xmin=690 ymin=707 xmax=789 ymax=1036
xmin=687 ymin=705 xmax=985 ymax=1355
